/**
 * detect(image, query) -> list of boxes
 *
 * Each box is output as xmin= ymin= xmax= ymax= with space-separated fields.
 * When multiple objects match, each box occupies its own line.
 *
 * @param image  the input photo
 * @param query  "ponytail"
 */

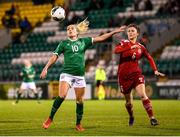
xmin=76 ymin=18 xmax=89 ymax=34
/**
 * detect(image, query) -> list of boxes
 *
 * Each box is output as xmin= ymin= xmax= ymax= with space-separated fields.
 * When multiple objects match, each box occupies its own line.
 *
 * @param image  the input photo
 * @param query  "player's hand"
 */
xmin=131 ymin=44 xmax=140 ymax=49
xmin=154 ymin=70 xmax=165 ymax=77
xmin=114 ymin=25 xmax=126 ymax=33
xmin=40 ymin=68 xmax=48 ymax=79
xmin=19 ymin=72 xmax=23 ymax=76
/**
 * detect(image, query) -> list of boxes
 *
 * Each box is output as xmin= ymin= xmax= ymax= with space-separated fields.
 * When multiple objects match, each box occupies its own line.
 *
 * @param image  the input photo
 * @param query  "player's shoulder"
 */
xmin=79 ymin=37 xmax=93 ymax=44
xmin=121 ymin=39 xmax=130 ymax=43
xmin=78 ymin=37 xmax=85 ymax=41
xmin=137 ymin=42 xmax=144 ymax=46
xmin=137 ymin=42 xmax=146 ymax=49
xmin=57 ymin=40 xmax=68 ymax=47
xmin=61 ymin=39 xmax=68 ymax=43
xmin=119 ymin=39 xmax=130 ymax=46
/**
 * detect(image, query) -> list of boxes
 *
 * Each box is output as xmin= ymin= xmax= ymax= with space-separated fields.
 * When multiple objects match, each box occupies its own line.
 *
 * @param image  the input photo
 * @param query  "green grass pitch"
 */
xmin=0 ymin=100 xmax=180 ymax=136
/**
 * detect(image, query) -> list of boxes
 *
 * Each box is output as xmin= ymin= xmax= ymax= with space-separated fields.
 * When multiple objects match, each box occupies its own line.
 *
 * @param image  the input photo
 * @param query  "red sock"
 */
xmin=125 ymin=104 xmax=133 ymax=118
xmin=142 ymin=99 xmax=153 ymax=118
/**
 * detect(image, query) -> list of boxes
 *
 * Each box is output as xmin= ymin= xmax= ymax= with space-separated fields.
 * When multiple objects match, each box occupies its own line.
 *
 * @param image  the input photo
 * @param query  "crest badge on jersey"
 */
xmin=138 ymin=48 xmax=142 ymax=54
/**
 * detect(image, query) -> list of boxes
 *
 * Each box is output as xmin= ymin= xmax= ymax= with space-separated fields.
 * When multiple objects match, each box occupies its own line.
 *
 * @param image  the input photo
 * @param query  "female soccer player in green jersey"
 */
xmin=14 ymin=59 xmax=40 ymax=104
xmin=40 ymin=19 xmax=126 ymax=131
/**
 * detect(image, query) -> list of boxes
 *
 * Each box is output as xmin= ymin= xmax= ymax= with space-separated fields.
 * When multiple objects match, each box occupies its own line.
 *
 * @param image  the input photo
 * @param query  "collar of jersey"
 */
xmin=129 ymin=40 xmax=137 ymax=45
xmin=68 ymin=37 xmax=79 ymax=42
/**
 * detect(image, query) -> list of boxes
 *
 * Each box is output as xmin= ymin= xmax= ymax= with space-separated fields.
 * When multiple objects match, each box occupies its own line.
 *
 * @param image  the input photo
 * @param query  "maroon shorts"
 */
xmin=118 ymin=73 xmax=145 ymax=94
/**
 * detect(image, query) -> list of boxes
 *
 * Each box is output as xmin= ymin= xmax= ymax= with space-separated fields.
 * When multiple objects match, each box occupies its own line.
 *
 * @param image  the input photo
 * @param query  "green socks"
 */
xmin=48 ymin=97 xmax=84 ymax=125
xmin=49 ymin=96 xmax=83 ymax=125
xmin=76 ymin=103 xmax=84 ymax=125
xmin=49 ymin=96 xmax=64 ymax=120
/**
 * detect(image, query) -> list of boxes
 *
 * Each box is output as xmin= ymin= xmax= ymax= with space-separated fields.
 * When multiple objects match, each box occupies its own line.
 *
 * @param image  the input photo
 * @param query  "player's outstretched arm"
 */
xmin=146 ymin=55 xmax=165 ymax=77
xmin=40 ymin=54 xmax=58 ymax=79
xmin=93 ymin=26 xmax=126 ymax=43
xmin=143 ymin=46 xmax=165 ymax=77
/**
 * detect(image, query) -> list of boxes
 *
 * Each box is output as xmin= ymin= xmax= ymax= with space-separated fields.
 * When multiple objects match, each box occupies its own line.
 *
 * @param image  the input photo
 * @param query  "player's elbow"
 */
xmin=51 ymin=55 xmax=58 ymax=62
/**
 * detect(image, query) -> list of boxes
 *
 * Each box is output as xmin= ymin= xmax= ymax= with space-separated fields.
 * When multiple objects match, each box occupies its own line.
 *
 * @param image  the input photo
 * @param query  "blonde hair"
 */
xmin=76 ymin=18 xmax=89 ymax=34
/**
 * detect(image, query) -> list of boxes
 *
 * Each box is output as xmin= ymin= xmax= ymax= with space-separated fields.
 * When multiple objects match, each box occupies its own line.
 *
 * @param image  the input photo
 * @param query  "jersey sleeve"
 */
xmin=114 ymin=40 xmax=131 ymax=54
xmin=83 ymin=37 xmax=93 ymax=50
xmin=21 ymin=68 xmax=25 ymax=76
xmin=53 ymin=41 xmax=64 ymax=56
xmin=142 ymin=46 xmax=158 ymax=71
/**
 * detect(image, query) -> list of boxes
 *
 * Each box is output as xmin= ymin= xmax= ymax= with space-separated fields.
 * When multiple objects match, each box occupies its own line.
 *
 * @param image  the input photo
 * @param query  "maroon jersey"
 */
xmin=114 ymin=39 xmax=157 ymax=79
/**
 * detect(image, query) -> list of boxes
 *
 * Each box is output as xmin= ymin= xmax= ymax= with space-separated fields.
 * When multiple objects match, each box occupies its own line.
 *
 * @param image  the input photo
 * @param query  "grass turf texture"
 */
xmin=0 ymin=100 xmax=180 ymax=136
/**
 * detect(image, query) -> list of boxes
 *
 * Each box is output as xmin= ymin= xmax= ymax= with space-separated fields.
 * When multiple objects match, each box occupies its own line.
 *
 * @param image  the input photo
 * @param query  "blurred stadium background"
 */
xmin=0 ymin=0 xmax=180 ymax=100
xmin=0 ymin=0 xmax=180 ymax=135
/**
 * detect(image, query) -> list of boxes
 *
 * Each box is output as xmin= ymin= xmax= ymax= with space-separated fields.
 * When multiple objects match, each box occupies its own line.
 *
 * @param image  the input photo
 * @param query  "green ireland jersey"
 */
xmin=21 ymin=66 xmax=35 ymax=82
xmin=53 ymin=37 xmax=93 ymax=76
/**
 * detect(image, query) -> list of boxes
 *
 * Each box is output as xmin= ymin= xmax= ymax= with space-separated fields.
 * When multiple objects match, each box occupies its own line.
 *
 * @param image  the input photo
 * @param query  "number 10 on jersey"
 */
xmin=72 ymin=45 xmax=79 ymax=52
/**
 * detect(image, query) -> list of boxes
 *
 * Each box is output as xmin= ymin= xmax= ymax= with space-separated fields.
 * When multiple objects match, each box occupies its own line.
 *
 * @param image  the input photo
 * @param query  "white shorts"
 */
xmin=60 ymin=73 xmax=86 ymax=88
xmin=20 ymin=82 xmax=36 ymax=90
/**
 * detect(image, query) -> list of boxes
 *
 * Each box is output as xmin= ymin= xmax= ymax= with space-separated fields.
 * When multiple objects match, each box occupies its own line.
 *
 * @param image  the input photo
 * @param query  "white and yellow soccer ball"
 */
xmin=51 ymin=6 xmax=65 ymax=22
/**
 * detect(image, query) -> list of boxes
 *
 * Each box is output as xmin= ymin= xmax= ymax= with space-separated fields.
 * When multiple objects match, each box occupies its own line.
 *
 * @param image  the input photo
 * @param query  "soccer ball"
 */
xmin=51 ymin=6 xmax=65 ymax=22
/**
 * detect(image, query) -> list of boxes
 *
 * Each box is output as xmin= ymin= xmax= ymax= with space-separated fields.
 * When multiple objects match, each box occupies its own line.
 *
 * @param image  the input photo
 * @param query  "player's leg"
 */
xmin=29 ymin=82 xmax=40 ymax=103
xmin=95 ymin=80 xmax=100 ymax=99
xmin=32 ymin=88 xmax=40 ymax=103
xmin=50 ymin=81 xmax=70 ymax=119
xmin=42 ymin=81 xmax=70 ymax=129
xmin=74 ymin=87 xmax=85 ymax=131
xmin=98 ymin=84 xmax=105 ymax=100
xmin=15 ymin=88 xmax=23 ymax=103
xmin=74 ymin=76 xmax=86 ymax=131
xmin=119 ymin=75 xmax=134 ymax=126
xmin=15 ymin=82 xmax=26 ymax=103
xmin=135 ymin=83 xmax=158 ymax=126
xmin=124 ymin=92 xmax=134 ymax=126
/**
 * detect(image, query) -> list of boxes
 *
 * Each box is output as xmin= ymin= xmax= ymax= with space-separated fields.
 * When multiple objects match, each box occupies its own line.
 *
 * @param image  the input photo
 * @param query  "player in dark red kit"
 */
xmin=114 ymin=24 xmax=165 ymax=126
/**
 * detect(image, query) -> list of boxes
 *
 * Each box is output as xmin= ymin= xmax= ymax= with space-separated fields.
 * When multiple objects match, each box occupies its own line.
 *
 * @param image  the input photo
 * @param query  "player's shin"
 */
xmin=125 ymin=103 xmax=134 ymax=118
xmin=49 ymin=96 xmax=64 ymax=120
xmin=76 ymin=102 xmax=84 ymax=125
xmin=16 ymin=92 xmax=21 ymax=103
xmin=125 ymin=103 xmax=134 ymax=126
xmin=142 ymin=98 xmax=154 ymax=118
xmin=34 ymin=92 xmax=40 ymax=103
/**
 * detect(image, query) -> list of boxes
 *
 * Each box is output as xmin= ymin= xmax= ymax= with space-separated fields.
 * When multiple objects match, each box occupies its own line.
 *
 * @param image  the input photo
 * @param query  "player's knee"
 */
xmin=18 ymin=89 xmax=23 ymax=94
xmin=58 ymin=95 xmax=66 ymax=99
xmin=140 ymin=95 xmax=148 ymax=100
xmin=32 ymin=90 xmax=37 ymax=94
xmin=76 ymin=97 xmax=84 ymax=104
xmin=125 ymin=102 xmax=133 ymax=108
